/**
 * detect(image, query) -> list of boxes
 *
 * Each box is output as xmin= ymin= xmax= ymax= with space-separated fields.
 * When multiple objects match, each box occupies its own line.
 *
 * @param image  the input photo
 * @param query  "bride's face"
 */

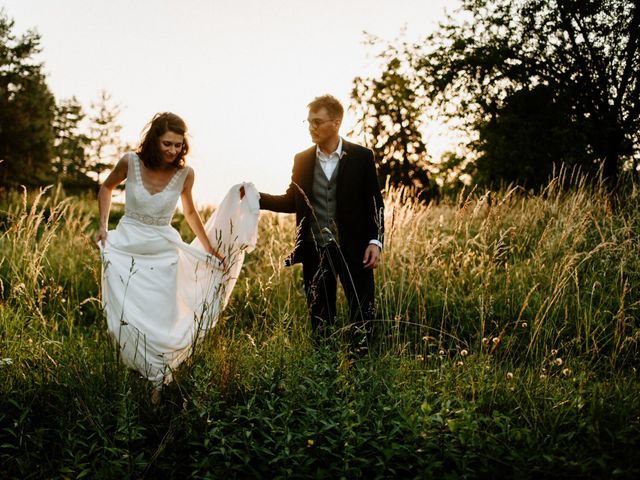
xmin=158 ymin=131 xmax=184 ymax=165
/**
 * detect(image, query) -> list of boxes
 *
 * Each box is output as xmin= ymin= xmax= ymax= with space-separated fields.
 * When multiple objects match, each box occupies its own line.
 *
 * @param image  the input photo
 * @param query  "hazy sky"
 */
xmin=4 ymin=0 xmax=459 ymax=205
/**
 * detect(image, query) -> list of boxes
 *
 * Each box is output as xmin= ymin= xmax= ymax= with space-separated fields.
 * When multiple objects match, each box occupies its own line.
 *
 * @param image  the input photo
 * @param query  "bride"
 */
xmin=94 ymin=112 xmax=258 ymax=403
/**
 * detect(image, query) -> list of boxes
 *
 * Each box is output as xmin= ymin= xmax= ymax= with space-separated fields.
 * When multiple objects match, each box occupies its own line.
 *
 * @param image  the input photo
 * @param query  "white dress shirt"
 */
xmin=316 ymin=137 xmax=342 ymax=179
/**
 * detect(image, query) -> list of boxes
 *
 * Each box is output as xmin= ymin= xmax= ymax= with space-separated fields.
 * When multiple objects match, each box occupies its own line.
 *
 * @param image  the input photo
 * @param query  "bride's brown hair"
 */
xmin=137 ymin=112 xmax=189 ymax=169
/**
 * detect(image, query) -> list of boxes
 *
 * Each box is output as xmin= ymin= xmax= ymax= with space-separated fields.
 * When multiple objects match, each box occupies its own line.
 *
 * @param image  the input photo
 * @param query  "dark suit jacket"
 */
xmin=259 ymin=139 xmax=384 ymax=265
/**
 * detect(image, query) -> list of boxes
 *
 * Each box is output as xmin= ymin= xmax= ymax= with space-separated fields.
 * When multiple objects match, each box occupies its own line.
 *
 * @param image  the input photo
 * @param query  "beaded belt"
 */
xmin=124 ymin=211 xmax=171 ymax=226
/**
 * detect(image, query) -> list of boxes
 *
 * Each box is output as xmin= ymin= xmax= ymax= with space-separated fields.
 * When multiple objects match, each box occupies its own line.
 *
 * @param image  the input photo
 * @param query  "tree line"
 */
xmin=0 ymin=9 xmax=127 ymax=193
xmin=2 ymin=1 xmax=639 ymax=198
xmin=350 ymin=0 xmax=639 ymax=199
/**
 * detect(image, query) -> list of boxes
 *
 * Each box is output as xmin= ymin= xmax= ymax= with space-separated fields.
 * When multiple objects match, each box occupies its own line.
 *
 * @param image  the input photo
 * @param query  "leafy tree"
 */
xmin=472 ymin=84 xmax=590 ymax=187
xmin=420 ymin=0 xmax=640 ymax=189
xmin=1 ymin=10 xmax=127 ymax=193
xmin=52 ymin=97 xmax=96 ymax=191
xmin=350 ymin=36 xmax=438 ymax=201
xmin=53 ymin=91 xmax=129 ymax=192
xmin=87 ymin=90 xmax=128 ymax=181
xmin=0 ymin=9 xmax=55 ymax=190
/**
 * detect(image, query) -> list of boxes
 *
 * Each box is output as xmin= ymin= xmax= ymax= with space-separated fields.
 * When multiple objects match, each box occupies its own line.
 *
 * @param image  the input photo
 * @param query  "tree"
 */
xmin=52 ymin=96 xmax=96 ymax=191
xmin=472 ymin=84 xmax=590 ymax=188
xmin=420 ymin=0 xmax=640 ymax=189
xmin=52 ymin=91 xmax=129 ymax=192
xmin=350 ymin=36 xmax=438 ymax=201
xmin=0 ymin=9 xmax=55 ymax=190
xmin=87 ymin=90 xmax=128 ymax=181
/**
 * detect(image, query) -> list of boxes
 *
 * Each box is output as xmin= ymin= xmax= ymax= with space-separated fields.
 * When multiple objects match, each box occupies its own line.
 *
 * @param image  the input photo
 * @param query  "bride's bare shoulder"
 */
xmin=113 ymin=152 xmax=136 ymax=177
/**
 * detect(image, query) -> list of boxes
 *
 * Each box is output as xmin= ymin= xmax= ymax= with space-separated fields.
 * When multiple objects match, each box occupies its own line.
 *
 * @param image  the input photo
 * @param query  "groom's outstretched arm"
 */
xmin=259 ymin=156 xmax=303 ymax=213
xmin=259 ymin=185 xmax=297 ymax=213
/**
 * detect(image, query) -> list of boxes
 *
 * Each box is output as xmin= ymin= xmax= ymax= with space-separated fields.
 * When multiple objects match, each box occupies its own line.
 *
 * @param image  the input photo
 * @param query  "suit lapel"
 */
xmin=299 ymin=146 xmax=316 ymax=197
xmin=300 ymin=139 xmax=352 ymax=201
xmin=335 ymin=139 xmax=352 ymax=214
xmin=336 ymin=139 xmax=350 ymax=184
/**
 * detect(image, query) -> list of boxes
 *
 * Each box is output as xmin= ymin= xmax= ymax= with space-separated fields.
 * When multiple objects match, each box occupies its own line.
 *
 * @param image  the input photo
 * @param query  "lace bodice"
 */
xmin=123 ymin=152 xmax=188 ymax=225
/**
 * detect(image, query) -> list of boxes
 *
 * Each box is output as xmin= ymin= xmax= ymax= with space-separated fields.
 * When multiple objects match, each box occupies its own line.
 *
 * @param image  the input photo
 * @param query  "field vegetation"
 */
xmin=1 ymin=172 xmax=639 ymax=478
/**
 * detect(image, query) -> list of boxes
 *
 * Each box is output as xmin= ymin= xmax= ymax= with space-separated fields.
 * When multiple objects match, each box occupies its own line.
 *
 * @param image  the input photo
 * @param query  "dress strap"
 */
xmin=131 ymin=153 xmax=143 ymax=185
xmin=170 ymin=166 xmax=189 ymax=192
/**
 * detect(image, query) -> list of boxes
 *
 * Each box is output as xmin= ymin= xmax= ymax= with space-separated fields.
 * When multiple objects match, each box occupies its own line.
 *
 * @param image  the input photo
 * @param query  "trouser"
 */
xmin=302 ymin=241 xmax=375 ymax=343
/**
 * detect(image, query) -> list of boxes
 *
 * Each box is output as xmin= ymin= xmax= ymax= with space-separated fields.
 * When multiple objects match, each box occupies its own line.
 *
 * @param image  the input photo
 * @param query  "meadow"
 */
xmin=1 ymin=171 xmax=639 ymax=479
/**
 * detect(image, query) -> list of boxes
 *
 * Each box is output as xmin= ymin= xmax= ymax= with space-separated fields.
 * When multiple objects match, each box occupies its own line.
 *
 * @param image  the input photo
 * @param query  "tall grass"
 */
xmin=1 ymin=172 xmax=639 ymax=479
xmin=377 ymin=169 xmax=639 ymax=368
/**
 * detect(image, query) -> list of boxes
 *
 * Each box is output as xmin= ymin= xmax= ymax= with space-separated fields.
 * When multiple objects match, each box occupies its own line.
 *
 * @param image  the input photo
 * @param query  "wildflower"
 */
xmin=456 ymin=361 xmax=464 ymax=367
xmin=521 ymin=322 xmax=527 ymax=328
xmin=307 ymin=439 xmax=315 ymax=447
xmin=1 ymin=358 xmax=12 ymax=366
xmin=492 ymin=337 xmax=501 ymax=345
xmin=562 ymin=368 xmax=571 ymax=377
xmin=460 ymin=349 xmax=468 ymax=357
xmin=554 ymin=357 xmax=563 ymax=366
xmin=416 ymin=354 xmax=424 ymax=361
xmin=551 ymin=349 xmax=558 ymax=356
xmin=506 ymin=372 xmax=513 ymax=380
xmin=540 ymin=374 xmax=547 ymax=380
xmin=482 ymin=337 xmax=489 ymax=346
xmin=438 ymin=349 xmax=445 ymax=356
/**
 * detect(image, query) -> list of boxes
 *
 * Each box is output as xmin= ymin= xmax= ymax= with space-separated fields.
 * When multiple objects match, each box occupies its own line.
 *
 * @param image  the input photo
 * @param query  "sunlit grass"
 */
xmin=1 ymin=172 xmax=639 ymax=478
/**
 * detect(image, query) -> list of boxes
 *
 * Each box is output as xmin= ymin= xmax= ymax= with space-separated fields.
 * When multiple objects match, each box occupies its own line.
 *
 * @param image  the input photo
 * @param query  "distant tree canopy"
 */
xmin=352 ymin=0 xmax=640 ymax=192
xmin=88 ymin=90 xmax=128 ymax=181
xmin=350 ymin=38 xmax=438 ymax=200
xmin=0 ymin=11 xmax=55 ymax=189
xmin=0 ymin=9 xmax=126 ymax=193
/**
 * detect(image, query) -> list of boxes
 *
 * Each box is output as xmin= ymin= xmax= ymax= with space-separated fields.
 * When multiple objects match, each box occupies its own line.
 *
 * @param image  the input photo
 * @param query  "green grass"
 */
xmin=1 ymin=173 xmax=639 ymax=479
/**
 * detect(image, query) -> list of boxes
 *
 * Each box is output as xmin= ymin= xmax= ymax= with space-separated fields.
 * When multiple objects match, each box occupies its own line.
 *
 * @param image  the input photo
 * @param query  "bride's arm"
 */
xmin=95 ymin=155 xmax=128 ymax=247
xmin=180 ymin=167 xmax=225 ymax=264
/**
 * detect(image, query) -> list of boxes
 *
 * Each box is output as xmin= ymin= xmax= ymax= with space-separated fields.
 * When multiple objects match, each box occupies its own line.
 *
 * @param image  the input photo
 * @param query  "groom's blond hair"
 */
xmin=308 ymin=95 xmax=344 ymax=120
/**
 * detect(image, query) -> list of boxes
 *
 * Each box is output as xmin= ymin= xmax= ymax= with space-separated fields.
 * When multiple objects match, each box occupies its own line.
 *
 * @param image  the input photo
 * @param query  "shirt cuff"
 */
xmin=369 ymin=239 xmax=383 ymax=250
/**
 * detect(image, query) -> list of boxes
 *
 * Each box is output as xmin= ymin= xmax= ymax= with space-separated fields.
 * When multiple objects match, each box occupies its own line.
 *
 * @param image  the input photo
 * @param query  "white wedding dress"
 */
xmin=100 ymin=152 xmax=259 ymax=386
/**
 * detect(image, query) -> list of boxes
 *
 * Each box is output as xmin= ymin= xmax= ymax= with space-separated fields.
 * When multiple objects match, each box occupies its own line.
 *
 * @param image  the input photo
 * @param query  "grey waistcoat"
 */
xmin=307 ymin=159 xmax=339 ymax=246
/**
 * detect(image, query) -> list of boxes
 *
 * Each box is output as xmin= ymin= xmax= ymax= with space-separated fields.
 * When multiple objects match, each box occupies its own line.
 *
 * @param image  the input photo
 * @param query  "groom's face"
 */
xmin=307 ymin=107 xmax=340 ymax=145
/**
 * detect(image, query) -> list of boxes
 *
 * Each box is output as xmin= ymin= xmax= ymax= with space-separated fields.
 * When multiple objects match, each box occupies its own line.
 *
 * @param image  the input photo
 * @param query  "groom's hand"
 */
xmin=363 ymin=244 xmax=381 ymax=270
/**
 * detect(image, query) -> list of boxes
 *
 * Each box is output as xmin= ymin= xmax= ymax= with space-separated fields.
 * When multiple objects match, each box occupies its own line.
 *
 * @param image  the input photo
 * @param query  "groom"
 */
xmin=259 ymin=94 xmax=384 ymax=348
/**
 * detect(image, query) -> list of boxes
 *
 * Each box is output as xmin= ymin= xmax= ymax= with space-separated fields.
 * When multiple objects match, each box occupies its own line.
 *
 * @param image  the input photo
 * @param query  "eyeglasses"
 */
xmin=303 ymin=118 xmax=333 ymax=129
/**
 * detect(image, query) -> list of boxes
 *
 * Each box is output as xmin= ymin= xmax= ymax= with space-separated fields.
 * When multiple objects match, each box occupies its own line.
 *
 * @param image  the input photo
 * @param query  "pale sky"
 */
xmin=3 ymin=0 xmax=459 ymax=205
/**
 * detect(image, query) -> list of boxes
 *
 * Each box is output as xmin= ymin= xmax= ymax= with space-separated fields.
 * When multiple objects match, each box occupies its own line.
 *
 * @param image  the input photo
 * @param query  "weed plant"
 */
xmin=0 ymin=172 xmax=639 ymax=479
